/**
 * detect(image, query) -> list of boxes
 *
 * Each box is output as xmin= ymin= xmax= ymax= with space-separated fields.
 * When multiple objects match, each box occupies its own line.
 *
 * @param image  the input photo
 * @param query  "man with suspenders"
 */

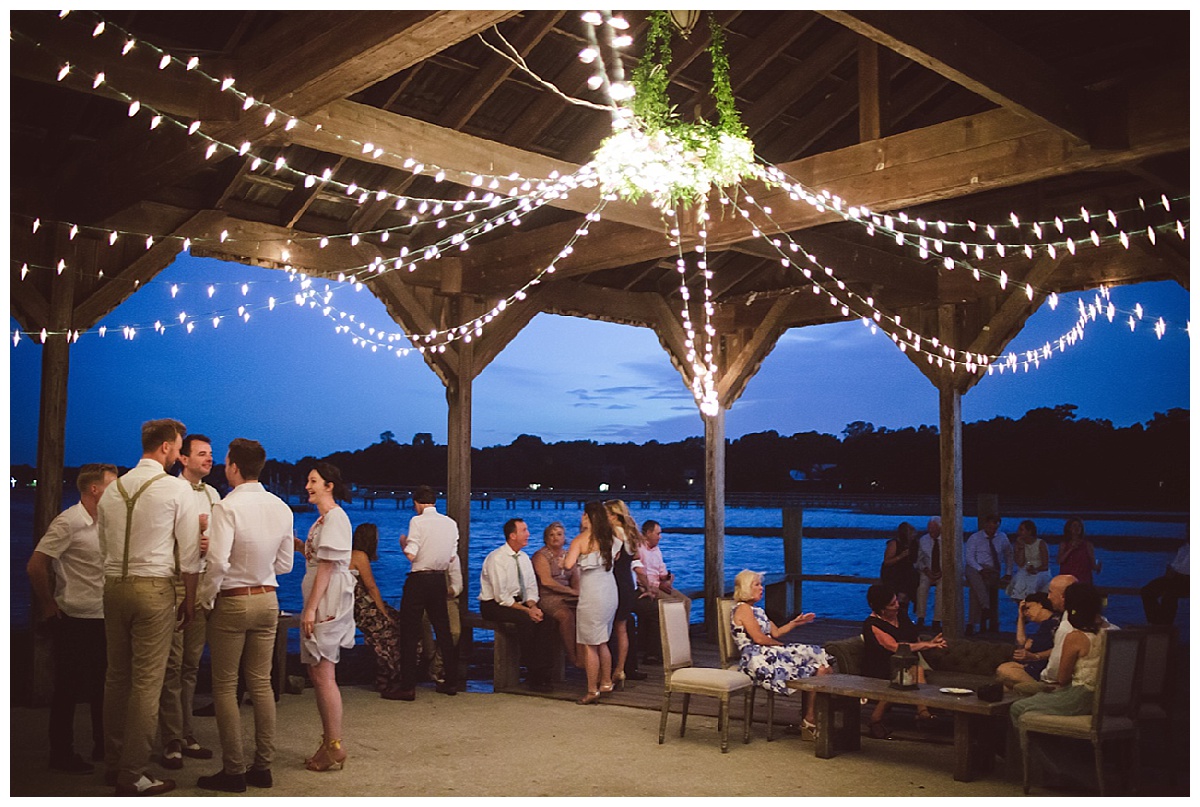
xmin=158 ymin=434 xmax=218 ymax=769
xmin=96 ymin=419 xmax=201 ymax=796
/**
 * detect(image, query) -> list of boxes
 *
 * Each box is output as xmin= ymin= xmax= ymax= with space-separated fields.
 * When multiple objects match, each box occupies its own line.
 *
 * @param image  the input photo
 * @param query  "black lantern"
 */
xmin=889 ymin=643 xmax=919 ymax=690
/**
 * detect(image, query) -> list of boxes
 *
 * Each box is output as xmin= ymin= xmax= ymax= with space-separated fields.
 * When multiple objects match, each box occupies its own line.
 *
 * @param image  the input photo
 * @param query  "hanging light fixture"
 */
xmin=667 ymin=10 xmax=702 ymax=37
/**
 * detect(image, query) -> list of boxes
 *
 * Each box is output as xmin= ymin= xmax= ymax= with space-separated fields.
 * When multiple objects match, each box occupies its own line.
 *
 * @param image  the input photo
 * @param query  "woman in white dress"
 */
xmin=563 ymin=501 xmax=619 ymax=705
xmin=1007 ymin=520 xmax=1051 ymax=600
xmin=299 ymin=462 xmax=356 ymax=772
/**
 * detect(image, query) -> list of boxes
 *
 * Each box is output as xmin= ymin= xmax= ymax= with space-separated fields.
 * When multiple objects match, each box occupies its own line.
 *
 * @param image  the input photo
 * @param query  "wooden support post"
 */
xmin=858 ymin=38 xmax=884 ymax=141
xmin=703 ymin=406 xmax=727 ymax=643
xmin=938 ymin=380 xmax=965 ymax=641
xmin=779 ymin=507 xmax=804 ymax=618
xmin=445 ymin=335 xmax=473 ymax=683
xmin=30 ymin=226 xmax=79 ymax=706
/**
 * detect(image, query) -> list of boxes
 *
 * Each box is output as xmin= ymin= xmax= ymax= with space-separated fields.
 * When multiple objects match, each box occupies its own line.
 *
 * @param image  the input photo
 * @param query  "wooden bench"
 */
xmin=462 ymin=611 xmax=566 ymax=691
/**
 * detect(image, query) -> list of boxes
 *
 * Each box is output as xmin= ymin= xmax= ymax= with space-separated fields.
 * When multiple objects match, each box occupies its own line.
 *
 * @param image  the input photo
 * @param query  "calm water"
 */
xmin=10 ymin=491 xmax=1189 ymax=639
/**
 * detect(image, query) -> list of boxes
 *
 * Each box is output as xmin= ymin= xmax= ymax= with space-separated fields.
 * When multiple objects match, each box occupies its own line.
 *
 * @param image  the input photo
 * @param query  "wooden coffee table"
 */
xmin=787 ymin=673 xmax=1018 ymax=781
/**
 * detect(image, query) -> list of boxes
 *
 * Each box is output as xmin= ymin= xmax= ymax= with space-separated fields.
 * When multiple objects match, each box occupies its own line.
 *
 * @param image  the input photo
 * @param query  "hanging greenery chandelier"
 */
xmin=592 ymin=11 xmax=765 ymax=210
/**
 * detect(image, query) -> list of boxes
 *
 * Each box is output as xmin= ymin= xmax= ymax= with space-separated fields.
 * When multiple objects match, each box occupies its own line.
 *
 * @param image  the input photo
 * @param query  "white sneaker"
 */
xmin=115 ymin=773 xmax=176 ymax=796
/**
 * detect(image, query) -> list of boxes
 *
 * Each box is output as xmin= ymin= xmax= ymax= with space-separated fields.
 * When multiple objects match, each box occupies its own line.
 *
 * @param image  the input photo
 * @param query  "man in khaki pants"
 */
xmin=196 ymin=438 xmax=294 ymax=792
xmin=158 ymin=434 xmax=219 ymax=769
xmin=97 ymin=419 xmax=201 ymax=796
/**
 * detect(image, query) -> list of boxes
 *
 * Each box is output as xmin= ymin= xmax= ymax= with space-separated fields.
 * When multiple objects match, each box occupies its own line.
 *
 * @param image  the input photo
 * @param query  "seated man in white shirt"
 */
xmin=27 ymin=462 xmax=118 ymax=775
xmin=963 ymin=514 xmax=1013 ymax=635
xmin=631 ymin=520 xmax=691 ymax=665
xmin=478 ymin=519 xmax=556 ymax=692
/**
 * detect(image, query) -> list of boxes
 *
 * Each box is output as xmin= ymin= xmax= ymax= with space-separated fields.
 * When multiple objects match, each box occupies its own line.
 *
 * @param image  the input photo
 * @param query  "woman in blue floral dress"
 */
xmin=730 ymin=569 xmax=832 ymax=739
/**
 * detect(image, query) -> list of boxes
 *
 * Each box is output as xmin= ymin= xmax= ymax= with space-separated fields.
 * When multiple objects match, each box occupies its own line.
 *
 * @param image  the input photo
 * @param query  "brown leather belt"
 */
xmin=218 ymin=585 xmax=277 ymax=597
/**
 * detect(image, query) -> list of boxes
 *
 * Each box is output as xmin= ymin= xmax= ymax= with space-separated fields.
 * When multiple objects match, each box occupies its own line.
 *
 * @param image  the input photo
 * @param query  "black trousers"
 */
xmin=50 ymin=615 xmax=106 ymax=759
xmin=399 ymin=571 xmax=456 ymax=690
xmin=1141 ymin=572 xmax=1189 ymax=625
xmin=479 ymin=599 xmax=555 ymax=685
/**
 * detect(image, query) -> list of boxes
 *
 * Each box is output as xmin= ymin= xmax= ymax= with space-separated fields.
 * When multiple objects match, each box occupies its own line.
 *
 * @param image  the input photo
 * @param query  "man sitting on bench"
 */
xmin=479 ymin=519 xmax=556 ymax=693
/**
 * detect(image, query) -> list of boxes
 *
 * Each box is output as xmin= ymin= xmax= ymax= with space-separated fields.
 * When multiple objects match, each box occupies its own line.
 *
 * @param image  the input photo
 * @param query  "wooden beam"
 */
xmin=715 ymin=295 xmax=797 ymax=405
xmin=935 ymin=307 xmax=966 ymax=640
xmin=289 ymin=101 xmax=666 ymax=232
xmin=460 ymin=71 xmax=1187 ymax=295
xmin=64 ymin=10 xmax=518 ymax=224
xmin=820 ymin=11 xmax=1096 ymax=145
xmin=70 ymin=215 xmax=210 ymax=330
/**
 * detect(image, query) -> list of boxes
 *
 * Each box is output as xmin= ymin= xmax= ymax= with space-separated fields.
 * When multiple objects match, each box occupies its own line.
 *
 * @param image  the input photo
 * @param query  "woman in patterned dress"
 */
xmin=730 ymin=569 xmax=833 ymax=740
xmin=347 ymin=522 xmax=405 ymax=696
xmin=531 ymin=521 xmax=581 ymax=668
xmin=299 ymin=462 xmax=356 ymax=772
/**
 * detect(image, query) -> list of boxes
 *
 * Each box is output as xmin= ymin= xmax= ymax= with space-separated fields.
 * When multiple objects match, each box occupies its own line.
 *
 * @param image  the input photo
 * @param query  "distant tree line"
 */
xmin=13 ymin=405 xmax=1188 ymax=510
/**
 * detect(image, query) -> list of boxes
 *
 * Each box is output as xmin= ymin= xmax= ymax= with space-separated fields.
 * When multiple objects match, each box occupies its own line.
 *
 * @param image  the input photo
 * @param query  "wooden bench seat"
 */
xmin=462 ymin=611 xmax=565 ymax=690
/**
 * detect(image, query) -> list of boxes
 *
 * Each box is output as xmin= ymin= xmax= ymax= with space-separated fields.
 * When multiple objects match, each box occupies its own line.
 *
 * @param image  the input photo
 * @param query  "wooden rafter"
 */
xmin=460 ymin=71 xmax=1187 ymax=295
xmin=819 ymin=11 xmax=1099 ymax=146
xmin=57 ymin=10 xmax=518 ymax=224
xmin=742 ymin=27 xmax=858 ymax=137
xmin=715 ymin=294 xmax=800 ymax=405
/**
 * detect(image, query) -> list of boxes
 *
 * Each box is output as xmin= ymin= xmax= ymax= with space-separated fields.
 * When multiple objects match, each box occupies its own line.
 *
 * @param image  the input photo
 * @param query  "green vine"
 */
xmin=631 ymin=10 xmax=674 ymax=130
xmin=707 ymin=14 xmax=746 ymax=138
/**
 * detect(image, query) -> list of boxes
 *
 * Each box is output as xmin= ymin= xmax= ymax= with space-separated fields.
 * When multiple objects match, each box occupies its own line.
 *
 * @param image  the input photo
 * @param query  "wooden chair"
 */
xmin=1017 ymin=629 xmax=1142 ymax=795
xmin=1126 ymin=624 xmax=1176 ymax=783
xmin=658 ymin=599 xmax=753 ymax=753
xmin=716 ymin=597 xmax=779 ymax=740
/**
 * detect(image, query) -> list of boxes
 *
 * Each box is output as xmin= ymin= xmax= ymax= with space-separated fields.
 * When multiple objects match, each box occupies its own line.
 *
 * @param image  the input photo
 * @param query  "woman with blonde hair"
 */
xmin=531 ymin=521 xmax=581 ymax=668
xmin=604 ymin=499 xmax=646 ymax=687
xmin=730 ymin=569 xmax=833 ymax=740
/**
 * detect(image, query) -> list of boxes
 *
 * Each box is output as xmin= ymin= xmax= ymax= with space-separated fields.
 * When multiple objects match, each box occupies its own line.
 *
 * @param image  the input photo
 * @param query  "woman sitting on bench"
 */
xmin=861 ymin=583 xmax=947 ymax=738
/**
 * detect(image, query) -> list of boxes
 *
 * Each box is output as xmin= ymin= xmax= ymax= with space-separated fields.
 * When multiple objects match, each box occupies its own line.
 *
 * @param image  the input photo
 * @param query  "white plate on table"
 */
xmin=939 ymin=687 xmax=973 ymax=695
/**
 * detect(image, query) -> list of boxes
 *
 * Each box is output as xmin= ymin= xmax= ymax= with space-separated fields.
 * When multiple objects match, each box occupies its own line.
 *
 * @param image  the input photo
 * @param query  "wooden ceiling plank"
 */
xmin=742 ymin=28 xmax=859 ymax=136
xmin=64 ymin=11 xmax=518 ymax=225
xmin=437 ymin=11 xmax=565 ymax=129
xmin=10 ymin=272 xmax=51 ymax=333
xmin=820 ymin=11 xmax=1095 ymax=145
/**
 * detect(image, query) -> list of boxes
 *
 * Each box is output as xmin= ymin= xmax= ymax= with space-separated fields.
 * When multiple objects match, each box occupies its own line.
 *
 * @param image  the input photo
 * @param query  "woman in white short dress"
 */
xmin=563 ymin=501 xmax=619 ymax=705
xmin=1007 ymin=520 xmax=1051 ymax=600
xmin=299 ymin=462 xmax=356 ymax=772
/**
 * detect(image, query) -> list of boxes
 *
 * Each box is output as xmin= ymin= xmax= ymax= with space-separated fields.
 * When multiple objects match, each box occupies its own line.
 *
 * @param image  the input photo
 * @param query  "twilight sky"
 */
xmin=8 ymin=252 xmax=1192 ymax=467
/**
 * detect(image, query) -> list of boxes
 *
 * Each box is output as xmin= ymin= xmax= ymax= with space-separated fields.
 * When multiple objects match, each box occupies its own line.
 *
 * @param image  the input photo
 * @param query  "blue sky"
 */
xmin=8 ymin=252 xmax=1191 ymax=466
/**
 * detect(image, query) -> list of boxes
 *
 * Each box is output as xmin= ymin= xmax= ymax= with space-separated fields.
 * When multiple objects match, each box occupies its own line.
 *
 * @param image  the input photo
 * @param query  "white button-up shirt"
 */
xmin=964 ymin=529 xmax=1013 ymax=575
xmin=97 ymin=458 xmax=201 ymax=578
xmin=199 ymin=481 xmax=295 ymax=608
xmin=188 ymin=480 xmax=221 ymax=573
xmin=35 ymin=502 xmax=105 ymax=618
xmin=479 ymin=542 xmax=538 ymax=606
xmin=404 ymin=507 xmax=459 ymax=572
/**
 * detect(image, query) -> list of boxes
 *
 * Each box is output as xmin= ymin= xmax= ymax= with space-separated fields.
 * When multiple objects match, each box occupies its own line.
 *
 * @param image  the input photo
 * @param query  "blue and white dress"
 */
xmin=732 ymin=604 xmax=831 ymax=696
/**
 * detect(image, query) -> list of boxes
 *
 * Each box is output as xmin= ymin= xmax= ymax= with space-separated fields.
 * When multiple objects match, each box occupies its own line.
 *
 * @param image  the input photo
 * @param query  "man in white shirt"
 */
xmin=395 ymin=485 xmax=460 ymax=699
xmin=159 ymin=434 xmax=218 ymax=769
xmin=479 ymin=518 xmax=555 ymax=692
xmin=27 ymin=463 xmax=118 ymax=775
xmin=631 ymin=519 xmax=690 ymax=664
xmin=96 ymin=418 xmax=201 ymax=797
xmin=915 ymin=516 xmax=943 ymax=629
xmin=963 ymin=514 xmax=1013 ymax=635
xmin=196 ymin=438 xmax=294 ymax=793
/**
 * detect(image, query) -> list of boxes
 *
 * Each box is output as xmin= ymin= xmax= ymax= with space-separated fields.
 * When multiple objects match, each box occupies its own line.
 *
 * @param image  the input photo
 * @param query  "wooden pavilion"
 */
xmin=10 ymin=10 xmax=1190 ymax=642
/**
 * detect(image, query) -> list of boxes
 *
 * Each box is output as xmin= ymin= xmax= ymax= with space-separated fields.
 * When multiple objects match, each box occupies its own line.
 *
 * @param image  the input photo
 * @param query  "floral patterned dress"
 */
xmin=351 ymin=570 xmax=403 ymax=691
xmin=300 ymin=506 xmax=357 ymax=665
xmin=732 ymin=604 xmax=831 ymax=696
